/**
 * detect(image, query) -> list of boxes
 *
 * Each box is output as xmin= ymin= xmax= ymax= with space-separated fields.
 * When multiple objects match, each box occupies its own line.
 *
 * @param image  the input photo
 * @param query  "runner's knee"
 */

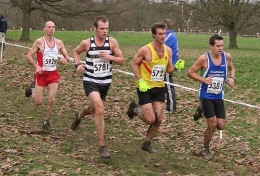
xmin=217 ymin=123 xmax=225 ymax=130
xmin=95 ymin=106 xmax=104 ymax=116
xmin=144 ymin=116 xmax=156 ymax=125
xmin=48 ymin=97 xmax=56 ymax=104
xmin=34 ymin=99 xmax=43 ymax=106
xmin=208 ymin=121 xmax=217 ymax=130
xmin=35 ymin=101 xmax=42 ymax=106
xmin=154 ymin=117 xmax=163 ymax=127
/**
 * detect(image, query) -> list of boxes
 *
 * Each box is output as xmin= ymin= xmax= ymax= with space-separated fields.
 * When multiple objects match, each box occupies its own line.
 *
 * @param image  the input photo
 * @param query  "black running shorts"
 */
xmin=201 ymin=98 xmax=225 ymax=119
xmin=137 ymin=87 xmax=165 ymax=106
xmin=83 ymin=81 xmax=110 ymax=100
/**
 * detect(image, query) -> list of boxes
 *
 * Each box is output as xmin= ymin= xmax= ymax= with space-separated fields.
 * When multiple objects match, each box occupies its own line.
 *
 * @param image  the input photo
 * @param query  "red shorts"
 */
xmin=35 ymin=70 xmax=60 ymax=87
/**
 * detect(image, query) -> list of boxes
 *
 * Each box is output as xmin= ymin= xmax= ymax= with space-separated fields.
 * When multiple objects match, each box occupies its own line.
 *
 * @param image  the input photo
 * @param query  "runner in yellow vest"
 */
xmin=127 ymin=22 xmax=184 ymax=153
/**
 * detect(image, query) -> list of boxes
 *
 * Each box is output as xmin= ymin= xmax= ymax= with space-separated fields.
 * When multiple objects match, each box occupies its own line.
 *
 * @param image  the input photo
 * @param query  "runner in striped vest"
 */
xmin=71 ymin=16 xmax=125 ymax=158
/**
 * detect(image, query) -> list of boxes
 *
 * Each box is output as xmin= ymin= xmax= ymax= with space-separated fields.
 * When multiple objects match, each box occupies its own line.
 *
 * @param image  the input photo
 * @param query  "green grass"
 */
xmin=0 ymin=31 xmax=259 ymax=175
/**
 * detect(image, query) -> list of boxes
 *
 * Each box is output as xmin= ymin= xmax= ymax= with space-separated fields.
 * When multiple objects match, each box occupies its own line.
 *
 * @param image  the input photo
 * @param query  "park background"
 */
xmin=0 ymin=0 xmax=260 ymax=175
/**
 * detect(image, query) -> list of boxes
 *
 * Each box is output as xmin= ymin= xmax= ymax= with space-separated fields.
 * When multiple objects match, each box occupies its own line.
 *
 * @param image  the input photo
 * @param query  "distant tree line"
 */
xmin=0 ymin=0 xmax=259 ymax=48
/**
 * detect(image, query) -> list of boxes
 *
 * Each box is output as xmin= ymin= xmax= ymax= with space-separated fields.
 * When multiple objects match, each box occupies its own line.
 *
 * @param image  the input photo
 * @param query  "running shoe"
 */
xmin=201 ymin=148 xmax=212 ymax=159
xmin=193 ymin=105 xmax=204 ymax=121
xmin=127 ymin=100 xmax=138 ymax=119
xmin=25 ymin=82 xmax=35 ymax=97
xmin=42 ymin=120 xmax=52 ymax=131
xmin=141 ymin=141 xmax=157 ymax=153
xmin=99 ymin=146 xmax=111 ymax=158
xmin=71 ymin=112 xmax=81 ymax=131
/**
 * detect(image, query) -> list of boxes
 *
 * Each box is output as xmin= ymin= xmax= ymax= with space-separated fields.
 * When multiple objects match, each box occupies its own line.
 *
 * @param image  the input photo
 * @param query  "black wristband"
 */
xmin=230 ymin=77 xmax=235 ymax=80
xmin=75 ymin=63 xmax=81 ymax=68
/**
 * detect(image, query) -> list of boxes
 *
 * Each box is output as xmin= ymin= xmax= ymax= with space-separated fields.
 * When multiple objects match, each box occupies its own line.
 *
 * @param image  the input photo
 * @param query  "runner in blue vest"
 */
xmin=187 ymin=34 xmax=235 ymax=159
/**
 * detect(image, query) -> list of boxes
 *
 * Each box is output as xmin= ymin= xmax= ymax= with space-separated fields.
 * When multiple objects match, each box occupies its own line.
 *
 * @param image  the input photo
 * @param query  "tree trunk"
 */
xmin=228 ymin=30 xmax=239 ymax=49
xmin=20 ymin=6 xmax=31 ymax=41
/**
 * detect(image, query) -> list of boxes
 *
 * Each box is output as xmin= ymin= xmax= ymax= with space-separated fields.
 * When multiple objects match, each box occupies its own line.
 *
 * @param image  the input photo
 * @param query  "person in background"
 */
xmin=0 ymin=12 xmax=8 ymax=50
xmin=187 ymin=34 xmax=235 ymax=159
xmin=26 ymin=21 xmax=70 ymax=131
xmin=163 ymin=19 xmax=179 ymax=114
xmin=127 ymin=22 xmax=184 ymax=153
xmin=71 ymin=16 xmax=125 ymax=158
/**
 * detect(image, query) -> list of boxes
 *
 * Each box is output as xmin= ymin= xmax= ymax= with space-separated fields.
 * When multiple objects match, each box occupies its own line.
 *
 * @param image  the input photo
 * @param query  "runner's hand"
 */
xmin=60 ymin=57 xmax=68 ymax=64
xmin=138 ymin=79 xmax=150 ymax=92
xmin=175 ymin=59 xmax=185 ymax=70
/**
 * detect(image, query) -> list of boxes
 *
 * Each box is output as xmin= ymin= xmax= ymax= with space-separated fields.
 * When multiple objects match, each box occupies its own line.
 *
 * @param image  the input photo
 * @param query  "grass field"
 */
xmin=0 ymin=30 xmax=259 ymax=175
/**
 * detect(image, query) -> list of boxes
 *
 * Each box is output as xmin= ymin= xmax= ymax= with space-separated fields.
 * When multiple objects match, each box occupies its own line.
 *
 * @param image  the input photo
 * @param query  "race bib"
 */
xmin=93 ymin=59 xmax=111 ymax=75
xmin=44 ymin=54 xmax=58 ymax=68
xmin=207 ymin=77 xmax=224 ymax=94
xmin=151 ymin=65 xmax=165 ymax=81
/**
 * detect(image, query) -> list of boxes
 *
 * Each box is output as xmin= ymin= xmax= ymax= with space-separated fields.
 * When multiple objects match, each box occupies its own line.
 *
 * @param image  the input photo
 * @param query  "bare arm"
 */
xmin=226 ymin=53 xmax=235 ymax=87
xmin=166 ymin=46 xmax=175 ymax=73
xmin=130 ymin=46 xmax=147 ymax=81
xmin=26 ymin=39 xmax=43 ymax=74
xmin=73 ymin=39 xmax=89 ymax=73
xmin=55 ymin=39 xmax=70 ymax=64
xmin=187 ymin=55 xmax=212 ymax=85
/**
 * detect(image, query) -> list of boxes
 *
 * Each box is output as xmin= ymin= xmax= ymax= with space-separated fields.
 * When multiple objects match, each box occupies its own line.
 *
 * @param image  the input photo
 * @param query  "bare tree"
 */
xmin=189 ymin=0 xmax=260 ymax=48
xmin=7 ymin=0 xmax=132 ymax=41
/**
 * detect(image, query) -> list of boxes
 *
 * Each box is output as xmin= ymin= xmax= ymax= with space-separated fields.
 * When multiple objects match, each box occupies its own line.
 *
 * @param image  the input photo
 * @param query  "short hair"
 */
xmin=164 ymin=19 xmax=173 ymax=29
xmin=94 ymin=16 xmax=109 ymax=28
xmin=151 ymin=22 xmax=167 ymax=35
xmin=209 ymin=34 xmax=224 ymax=46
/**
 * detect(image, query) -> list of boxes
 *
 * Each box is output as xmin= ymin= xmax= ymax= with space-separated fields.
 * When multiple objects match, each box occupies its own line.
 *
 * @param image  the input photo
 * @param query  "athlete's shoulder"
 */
xmin=199 ymin=53 xmax=207 ymax=59
xmin=35 ymin=37 xmax=44 ymax=42
xmin=196 ymin=53 xmax=208 ymax=64
xmin=135 ymin=45 xmax=149 ymax=57
xmin=224 ymin=51 xmax=231 ymax=58
xmin=54 ymin=38 xmax=64 ymax=45
xmin=79 ymin=38 xmax=90 ymax=46
xmin=108 ymin=36 xmax=119 ymax=45
xmin=34 ymin=37 xmax=44 ymax=46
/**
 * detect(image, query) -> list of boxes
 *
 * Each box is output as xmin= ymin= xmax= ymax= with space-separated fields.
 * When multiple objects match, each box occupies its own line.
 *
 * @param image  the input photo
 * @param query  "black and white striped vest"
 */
xmin=83 ymin=36 xmax=113 ymax=84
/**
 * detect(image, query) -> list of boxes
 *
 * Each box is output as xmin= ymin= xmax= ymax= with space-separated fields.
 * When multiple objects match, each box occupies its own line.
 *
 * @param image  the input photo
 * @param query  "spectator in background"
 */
xmin=163 ymin=19 xmax=179 ymax=114
xmin=0 ymin=12 xmax=8 ymax=50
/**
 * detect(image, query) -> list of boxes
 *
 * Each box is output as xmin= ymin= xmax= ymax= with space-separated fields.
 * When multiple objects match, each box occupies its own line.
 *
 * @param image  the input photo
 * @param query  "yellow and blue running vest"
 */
xmin=136 ymin=43 xmax=169 ymax=88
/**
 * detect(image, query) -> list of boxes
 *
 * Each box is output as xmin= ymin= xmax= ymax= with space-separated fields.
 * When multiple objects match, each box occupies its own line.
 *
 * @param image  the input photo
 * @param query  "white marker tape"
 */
xmin=4 ymin=42 xmax=260 ymax=109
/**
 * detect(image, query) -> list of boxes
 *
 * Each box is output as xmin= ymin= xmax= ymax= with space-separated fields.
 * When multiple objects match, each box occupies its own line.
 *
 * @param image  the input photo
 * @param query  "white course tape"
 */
xmin=112 ymin=69 xmax=260 ymax=109
xmin=5 ymin=42 xmax=31 ymax=49
xmin=4 ymin=42 xmax=260 ymax=109
xmin=4 ymin=42 xmax=69 ymax=60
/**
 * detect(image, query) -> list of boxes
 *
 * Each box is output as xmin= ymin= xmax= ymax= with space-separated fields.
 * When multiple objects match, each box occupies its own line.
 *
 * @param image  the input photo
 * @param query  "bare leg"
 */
xmin=78 ymin=104 xmax=95 ymax=119
xmin=137 ymin=102 xmax=164 ymax=153
xmin=34 ymin=85 xmax=44 ymax=107
xmin=45 ymin=83 xmax=58 ymax=121
xmin=145 ymin=102 xmax=164 ymax=141
xmin=204 ymin=117 xmax=217 ymax=148
xmin=88 ymin=91 xmax=106 ymax=147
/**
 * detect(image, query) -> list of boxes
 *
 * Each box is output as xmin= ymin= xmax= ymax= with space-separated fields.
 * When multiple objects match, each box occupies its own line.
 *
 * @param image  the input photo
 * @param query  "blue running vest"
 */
xmin=199 ymin=52 xmax=227 ymax=99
